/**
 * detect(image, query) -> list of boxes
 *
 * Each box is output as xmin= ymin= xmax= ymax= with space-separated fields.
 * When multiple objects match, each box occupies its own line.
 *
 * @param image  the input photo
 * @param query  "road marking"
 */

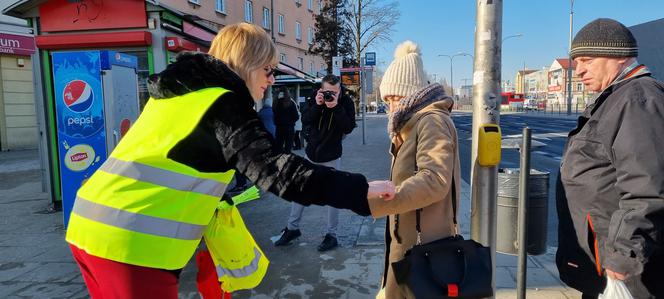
xmin=532 ymin=151 xmax=562 ymax=161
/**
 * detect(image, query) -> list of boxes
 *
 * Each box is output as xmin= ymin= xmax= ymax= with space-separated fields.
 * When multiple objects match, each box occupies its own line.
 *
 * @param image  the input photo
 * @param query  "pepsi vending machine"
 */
xmin=51 ymin=50 xmax=140 ymax=227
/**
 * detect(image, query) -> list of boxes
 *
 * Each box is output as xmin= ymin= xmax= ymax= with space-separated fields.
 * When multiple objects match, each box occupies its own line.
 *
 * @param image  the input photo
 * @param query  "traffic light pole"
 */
xmin=471 ymin=0 xmax=502 ymax=296
xmin=360 ymin=58 xmax=366 ymax=145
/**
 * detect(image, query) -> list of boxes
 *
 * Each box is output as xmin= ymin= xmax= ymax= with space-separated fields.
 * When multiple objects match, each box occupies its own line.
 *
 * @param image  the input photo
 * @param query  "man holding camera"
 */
xmin=275 ymin=74 xmax=357 ymax=252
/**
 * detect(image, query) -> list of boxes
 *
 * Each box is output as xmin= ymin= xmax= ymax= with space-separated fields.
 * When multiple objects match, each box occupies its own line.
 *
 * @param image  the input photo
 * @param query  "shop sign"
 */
xmin=39 ymin=0 xmax=147 ymax=32
xmin=165 ymin=37 xmax=208 ymax=53
xmin=0 ymin=33 xmax=35 ymax=56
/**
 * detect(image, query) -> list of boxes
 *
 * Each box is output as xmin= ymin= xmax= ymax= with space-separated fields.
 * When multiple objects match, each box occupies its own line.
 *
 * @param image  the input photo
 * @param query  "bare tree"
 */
xmin=344 ymin=0 xmax=399 ymax=108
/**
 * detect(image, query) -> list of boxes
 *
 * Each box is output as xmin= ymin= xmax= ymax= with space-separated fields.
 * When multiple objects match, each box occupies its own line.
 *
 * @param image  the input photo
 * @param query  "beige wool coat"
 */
xmin=369 ymin=100 xmax=460 ymax=299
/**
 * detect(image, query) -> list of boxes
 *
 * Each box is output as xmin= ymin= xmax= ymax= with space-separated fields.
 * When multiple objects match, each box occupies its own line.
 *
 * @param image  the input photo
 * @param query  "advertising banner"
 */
xmin=52 ymin=51 xmax=107 ymax=227
xmin=0 ymin=33 xmax=36 ymax=56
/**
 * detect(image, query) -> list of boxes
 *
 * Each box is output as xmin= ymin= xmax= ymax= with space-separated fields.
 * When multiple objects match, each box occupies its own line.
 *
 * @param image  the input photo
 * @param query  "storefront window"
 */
xmin=119 ymin=50 xmax=150 ymax=109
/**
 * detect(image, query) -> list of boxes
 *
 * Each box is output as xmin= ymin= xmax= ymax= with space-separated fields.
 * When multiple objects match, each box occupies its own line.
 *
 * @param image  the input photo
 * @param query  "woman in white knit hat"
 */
xmin=369 ymin=40 xmax=460 ymax=299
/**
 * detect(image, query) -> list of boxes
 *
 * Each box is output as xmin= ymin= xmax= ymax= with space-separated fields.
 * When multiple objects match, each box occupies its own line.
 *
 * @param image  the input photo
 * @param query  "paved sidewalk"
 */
xmin=0 ymin=115 xmax=581 ymax=298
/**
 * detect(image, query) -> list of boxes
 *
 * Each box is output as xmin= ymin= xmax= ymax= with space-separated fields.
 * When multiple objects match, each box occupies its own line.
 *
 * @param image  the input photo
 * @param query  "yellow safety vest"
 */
xmin=65 ymin=88 xmax=268 ymax=291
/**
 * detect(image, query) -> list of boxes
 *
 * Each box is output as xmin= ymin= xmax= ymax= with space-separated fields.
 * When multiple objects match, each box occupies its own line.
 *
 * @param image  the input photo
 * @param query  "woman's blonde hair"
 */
xmin=209 ymin=23 xmax=278 ymax=82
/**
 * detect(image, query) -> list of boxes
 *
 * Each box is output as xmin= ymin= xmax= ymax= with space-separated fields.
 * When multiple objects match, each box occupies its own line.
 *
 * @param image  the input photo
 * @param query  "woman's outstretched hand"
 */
xmin=368 ymin=180 xmax=396 ymax=201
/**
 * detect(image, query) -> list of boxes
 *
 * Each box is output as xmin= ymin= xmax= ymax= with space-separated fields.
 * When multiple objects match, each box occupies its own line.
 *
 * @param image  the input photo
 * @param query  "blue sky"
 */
xmin=369 ymin=0 xmax=663 ymax=89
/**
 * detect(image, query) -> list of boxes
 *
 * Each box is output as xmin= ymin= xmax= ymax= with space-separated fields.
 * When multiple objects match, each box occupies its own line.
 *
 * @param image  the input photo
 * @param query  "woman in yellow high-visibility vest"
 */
xmin=66 ymin=23 xmax=395 ymax=299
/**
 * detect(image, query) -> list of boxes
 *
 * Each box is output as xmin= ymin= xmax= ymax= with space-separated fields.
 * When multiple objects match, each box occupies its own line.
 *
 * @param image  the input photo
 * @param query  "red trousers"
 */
xmin=70 ymin=244 xmax=231 ymax=299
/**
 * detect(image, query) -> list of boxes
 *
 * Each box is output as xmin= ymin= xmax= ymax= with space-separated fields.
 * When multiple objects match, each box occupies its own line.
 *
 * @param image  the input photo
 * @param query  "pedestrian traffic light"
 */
xmin=478 ymin=124 xmax=501 ymax=167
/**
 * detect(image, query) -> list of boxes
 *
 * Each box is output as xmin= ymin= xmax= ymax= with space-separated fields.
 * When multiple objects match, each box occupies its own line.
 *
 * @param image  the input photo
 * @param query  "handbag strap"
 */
xmin=414 ymin=112 xmax=458 ymax=245
xmin=392 ymin=110 xmax=458 ymax=246
xmin=415 ymin=173 xmax=457 ymax=245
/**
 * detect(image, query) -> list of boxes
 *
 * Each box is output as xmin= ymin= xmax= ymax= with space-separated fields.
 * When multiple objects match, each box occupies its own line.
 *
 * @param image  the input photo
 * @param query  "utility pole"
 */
xmin=566 ymin=0 xmax=574 ymax=115
xmin=270 ymin=0 xmax=275 ymax=42
xmin=471 ymin=0 xmax=502 ymax=296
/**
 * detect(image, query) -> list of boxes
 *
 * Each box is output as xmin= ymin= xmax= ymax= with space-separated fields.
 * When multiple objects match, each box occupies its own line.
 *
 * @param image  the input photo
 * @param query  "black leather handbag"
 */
xmin=391 ymin=176 xmax=493 ymax=299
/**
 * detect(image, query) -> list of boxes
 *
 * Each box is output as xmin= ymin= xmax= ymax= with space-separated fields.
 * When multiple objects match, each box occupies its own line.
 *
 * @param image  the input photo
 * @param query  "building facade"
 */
xmin=0 ymin=7 xmax=36 ymax=150
xmin=547 ymin=58 xmax=588 ymax=107
xmin=514 ymin=69 xmax=536 ymax=94
xmin=162 ymin=0 xmax=325 ymax=75
xmin=3 ymin=0 xmax=326 ymax=207
xmin=524 ymin=68 xmax=548 ymax=102
xmin=630 ymin=18 xmax=664 ymax=81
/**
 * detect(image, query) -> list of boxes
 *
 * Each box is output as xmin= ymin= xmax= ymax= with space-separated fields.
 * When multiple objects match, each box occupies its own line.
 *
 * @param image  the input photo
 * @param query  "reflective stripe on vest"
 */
xmin=100 ymin=157 xmax=228 ymax=198
xmin=216 ymin=248 xmax=263 ymax=279
xmin=73 ymin=196 xmax=205 ymax=241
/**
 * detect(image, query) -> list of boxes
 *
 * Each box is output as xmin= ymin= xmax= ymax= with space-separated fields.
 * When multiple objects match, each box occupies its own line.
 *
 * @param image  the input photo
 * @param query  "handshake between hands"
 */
xmin=367 ymin=180 xmax=396 ymax=201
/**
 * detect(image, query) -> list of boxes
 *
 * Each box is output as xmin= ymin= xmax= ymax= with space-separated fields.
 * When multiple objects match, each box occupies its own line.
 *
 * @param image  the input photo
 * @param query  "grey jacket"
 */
xmin=558 ymin=66 xmax=664 ymax=297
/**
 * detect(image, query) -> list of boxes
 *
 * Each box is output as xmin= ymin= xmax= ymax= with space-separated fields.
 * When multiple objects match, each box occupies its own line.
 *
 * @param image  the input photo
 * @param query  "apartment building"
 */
xmin=514 ymin=69 xmax=536 ymax=94
xmin=547 ymin=58 xmax=589 ymax=106
xmin=524 ymin=68 xmax=548 ymax=101
xmin=162 ymin=0 xmax=325 ymax=75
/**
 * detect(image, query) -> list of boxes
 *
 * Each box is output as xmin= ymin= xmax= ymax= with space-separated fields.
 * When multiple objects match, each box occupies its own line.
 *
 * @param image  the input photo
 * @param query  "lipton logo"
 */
xmin=64 ymin=144 xmax=96 ymax=172
xmin=70 ymin=152 xmax=88 ymax=162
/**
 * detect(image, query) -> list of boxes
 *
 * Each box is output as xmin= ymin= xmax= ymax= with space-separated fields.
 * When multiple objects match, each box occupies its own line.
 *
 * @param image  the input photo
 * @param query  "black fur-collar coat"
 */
xmin=146 ymin=52 xmax=370 ymax=216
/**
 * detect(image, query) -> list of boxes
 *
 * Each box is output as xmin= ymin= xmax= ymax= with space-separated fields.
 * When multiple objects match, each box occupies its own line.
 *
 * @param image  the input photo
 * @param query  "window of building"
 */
xmin=262 ymin=7 xmax=270 ymax=29
xmin=295 ymin=21 xmax=302 ymax=41
xmin=298 ymin=57 xmax=304 ymax=70
xmin=215 ymin=0 xmax=225 ymax=13
xmin=307 ymin=0 xmax=313 ymax=10
xmin=188 ymin=0 xmax=200 ymax=5
xmin=278 ymin=14 xmax=285 ymax=34
xmin=280 ymin=53 xmax=287 ymax=63
xmin=576 ymin=83 xmax=583 ymax=92
xmin=244 ymin=1 xmax=253 ymax=23
xmin=309 ymin=61 xmax=314 ymax=74
xmin=307 ymin=27 xmax=314 ymax=44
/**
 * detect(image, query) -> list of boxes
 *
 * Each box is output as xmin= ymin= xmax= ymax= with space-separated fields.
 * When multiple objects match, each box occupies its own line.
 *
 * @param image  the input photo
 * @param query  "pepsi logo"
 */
xmin=63 ymin=80 xmax=94 ymax=113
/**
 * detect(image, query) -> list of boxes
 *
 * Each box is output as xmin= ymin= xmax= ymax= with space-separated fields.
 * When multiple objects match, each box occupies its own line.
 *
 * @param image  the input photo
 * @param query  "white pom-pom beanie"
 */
xmin=380 ymin=40 xmax=427 ymax=100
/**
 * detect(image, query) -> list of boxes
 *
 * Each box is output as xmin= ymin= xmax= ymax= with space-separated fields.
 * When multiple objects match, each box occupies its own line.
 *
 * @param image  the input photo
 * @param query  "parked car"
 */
xmin=377 ymin=105 xmax=387 ymax=114
xmin=524 ymin=99 xmax=539 ymax=110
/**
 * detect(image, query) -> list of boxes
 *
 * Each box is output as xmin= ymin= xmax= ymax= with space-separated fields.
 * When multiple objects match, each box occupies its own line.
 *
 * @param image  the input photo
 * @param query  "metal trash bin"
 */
xmin=496 ymin=168 xmax=549 ymax=255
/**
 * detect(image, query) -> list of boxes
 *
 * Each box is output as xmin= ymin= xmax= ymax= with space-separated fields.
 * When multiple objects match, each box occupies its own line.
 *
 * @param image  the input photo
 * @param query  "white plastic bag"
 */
xmin=599 ymin=277 xmax=634 ymax=299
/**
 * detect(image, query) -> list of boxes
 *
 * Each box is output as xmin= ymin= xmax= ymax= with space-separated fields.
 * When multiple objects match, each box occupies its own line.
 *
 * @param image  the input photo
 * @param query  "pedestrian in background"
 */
xmin=293 ymin=96 xmax=304 ymax=150
xmin=370 ymin=41 xmax=459 ymax=299
xmin=258 ymin=93 xmax=276 ymax=137
xmin=65 ymin=23 xmax=394 ymax=298
xmin=556 ymin=18 xmax=664 ymax=298
xmin=275 ymin=74 xmax=358 ymax=252
xmin=273 ymin=88 xmax=298 ymax=153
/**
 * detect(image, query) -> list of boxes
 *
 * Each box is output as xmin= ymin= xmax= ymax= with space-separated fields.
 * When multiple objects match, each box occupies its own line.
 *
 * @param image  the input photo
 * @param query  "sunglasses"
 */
xmin=264 ymin=66 xmax=277 ymax=77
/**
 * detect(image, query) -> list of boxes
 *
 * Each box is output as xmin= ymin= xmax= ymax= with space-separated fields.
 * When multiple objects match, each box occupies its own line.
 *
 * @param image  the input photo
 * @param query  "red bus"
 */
xmin=500 ymin=92 xmax=525 ymax=105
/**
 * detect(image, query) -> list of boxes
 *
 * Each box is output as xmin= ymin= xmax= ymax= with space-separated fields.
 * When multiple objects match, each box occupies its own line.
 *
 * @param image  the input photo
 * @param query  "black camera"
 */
xmin=322 ymin=90 xmax=336 ymax=102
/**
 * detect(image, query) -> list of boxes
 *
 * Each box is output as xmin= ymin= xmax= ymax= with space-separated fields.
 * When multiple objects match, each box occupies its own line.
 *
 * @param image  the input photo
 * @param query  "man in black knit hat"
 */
xmin=556 ymin=18 xmax=664 ymax=298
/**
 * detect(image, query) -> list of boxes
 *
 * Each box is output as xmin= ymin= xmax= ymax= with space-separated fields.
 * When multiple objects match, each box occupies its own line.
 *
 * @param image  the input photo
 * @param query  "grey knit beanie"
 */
xmin=570 ymin=18 xmax=637 ymax=59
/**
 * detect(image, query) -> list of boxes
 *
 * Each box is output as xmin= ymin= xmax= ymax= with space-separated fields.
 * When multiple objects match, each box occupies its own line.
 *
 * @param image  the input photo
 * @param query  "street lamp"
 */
xmin=502 ymin=33 xmax=523 ymax=44
xmin=438 ymin=52 xmax=473 ymax=97
xmin=501 ymin=34 xmax=523 ymax=90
